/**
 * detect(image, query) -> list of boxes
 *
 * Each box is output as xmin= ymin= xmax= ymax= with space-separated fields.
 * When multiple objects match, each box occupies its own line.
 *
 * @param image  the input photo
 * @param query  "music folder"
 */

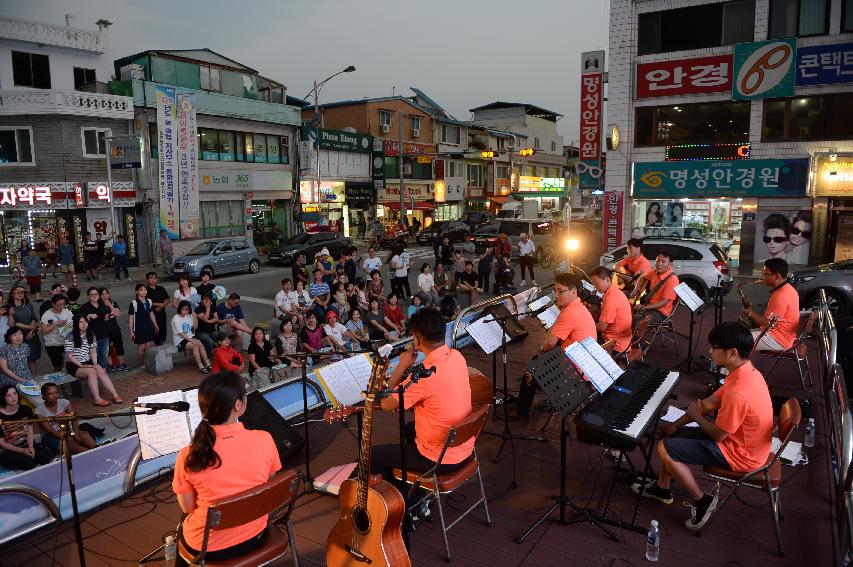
xmin=135 ymin=389 xmax=202 ymax=460
xmin=465 ymin=316 xmax=510 ymax=355
xmin=674 ymin=282 xmax=704 ymax=312
xmin=313 ymin=353 xmax=375 ymax=407
xmin=564 ymin=338 xmax=624 ymax=394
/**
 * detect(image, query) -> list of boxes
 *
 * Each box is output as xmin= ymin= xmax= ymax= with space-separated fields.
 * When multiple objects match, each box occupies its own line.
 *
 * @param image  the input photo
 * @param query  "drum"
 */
xmin=260 ymin=375 xmax=328 ymax=422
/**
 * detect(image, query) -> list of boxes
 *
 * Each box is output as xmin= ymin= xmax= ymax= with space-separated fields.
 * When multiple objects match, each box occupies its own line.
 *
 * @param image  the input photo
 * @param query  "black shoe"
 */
xmin=684 ymin=491 xmax=718 ymax=530
xmin=631 ymin=480 xmax=674 ymax=504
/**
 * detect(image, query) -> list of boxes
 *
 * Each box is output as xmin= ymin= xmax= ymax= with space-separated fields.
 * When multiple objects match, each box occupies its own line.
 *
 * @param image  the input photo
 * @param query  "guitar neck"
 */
xmin=356 ymin=397 xmax=375 ymax=510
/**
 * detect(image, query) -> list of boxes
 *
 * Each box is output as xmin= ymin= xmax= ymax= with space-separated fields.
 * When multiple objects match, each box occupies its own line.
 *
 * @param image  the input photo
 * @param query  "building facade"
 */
xmin=607 ymin=0 xmax=853 ymax=272
xmin=0 ymin=16 xmax=138 ymax=266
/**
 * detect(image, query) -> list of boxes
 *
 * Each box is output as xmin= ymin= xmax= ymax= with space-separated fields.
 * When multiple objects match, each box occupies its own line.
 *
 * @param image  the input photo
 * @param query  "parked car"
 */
xmin=172 ymin=238 xmax=260 ymax=279
xmin=267 ymin=232 xmax=352 ymax=266
xmin=467 ymin=223 xmax=499 ymax=252
xmin=415 ymin=220 xmax=469 ymax=245
xmin=599 ymin=237 xmax=732 ymax=299
xmin=496 ymin=218 xmax=555 ymax=258
xmin=791 ymin=259 xmax=853 ymax=313
xmin=461 ymin=211 xmax=494 ymax=230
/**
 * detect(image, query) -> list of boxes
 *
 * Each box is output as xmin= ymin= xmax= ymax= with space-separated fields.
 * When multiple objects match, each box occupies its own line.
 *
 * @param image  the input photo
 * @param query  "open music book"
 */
xmin=529 ymin=296 xmax=561 ymax=328
xmin=465 ymin=316 xmax=511 ymax=355
xmin=135 ymin=389 xmax=202 ymax=460
xmin=313 ymin=353 xmax=375 ymax=407
xmin=564 ymin=337 xmax=624 ymax=394
xmin=674 ymin=282 xmax=704 ymax=312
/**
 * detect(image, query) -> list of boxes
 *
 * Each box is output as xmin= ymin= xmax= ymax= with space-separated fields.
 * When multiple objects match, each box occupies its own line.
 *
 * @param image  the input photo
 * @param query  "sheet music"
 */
xmin=529 ymin=296 xmax=551 ymax=312
xmin=660 ymin=405 xmax=699 ymax=427
xmin=513 ymin=288 xmax=538 ymax=319
xmin=185 ymin=389 xmax=203 ymax=436
xmin=465 ymin=317 xmax=510 ymax=355
xmin=580 ymin=337 xmax=624 ymax=381
xmin=674 ymin=282 xmax=704 ymax=312
xmin=564 ymin=342 xmax=613 ymax=393
xmin=538 ymin=305 xmax=561 ymax=329
xmin=582 ymin=279 xmax=596 ymax=294
xmin=135 ymin=390 xmax=193 ymax=460
xmin=314 ymin=353 xmax=374 ymax=407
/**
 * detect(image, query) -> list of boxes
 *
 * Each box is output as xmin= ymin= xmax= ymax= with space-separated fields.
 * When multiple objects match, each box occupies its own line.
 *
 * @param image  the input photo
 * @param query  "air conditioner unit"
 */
xmin=120 ymin=64 xmax=144 ymax=81
xmin=381 ymin=124 xmax=391 ymax=134
xmin=411 ymin=128 xmax=420 ymax=137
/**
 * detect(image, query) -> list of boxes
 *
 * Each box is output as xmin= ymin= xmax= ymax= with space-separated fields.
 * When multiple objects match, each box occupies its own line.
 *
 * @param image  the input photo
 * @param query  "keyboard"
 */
xmin=576 ymin=365 xmax=680 ymax=452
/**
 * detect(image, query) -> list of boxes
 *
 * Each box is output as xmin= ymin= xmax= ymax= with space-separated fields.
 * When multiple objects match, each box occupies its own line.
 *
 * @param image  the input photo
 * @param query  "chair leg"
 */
xmin=286 ymin=519 xmax=300 ymax=567
xmin=803 ymin=355 xmax=813 ymax=387
xmin=476 ymin=460 xmax=492 ymax=527
xmin=670 ymin=326 xmax=679 ymax=355
xmin=767 ymin=484 xmax=784 ymax=557
xmin=795 ymin=355 xmax=807 ymax=391
xmin=435 ymin=490 xmax=451 ymax=562
xmin=767 ymin=356 xmax=782 ymax=377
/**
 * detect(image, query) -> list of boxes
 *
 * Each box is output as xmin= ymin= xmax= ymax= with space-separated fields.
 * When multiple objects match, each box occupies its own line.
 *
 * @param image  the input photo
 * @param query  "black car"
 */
xmin=467 ymin=223 xmax=499 ymax=252
xmin=461 ymin=211 xmax=494 ymax=230
xmin=415 ymin=220 xmax=470 ymax=245
xmin=267 ymin=232 xmax=352 ymax=265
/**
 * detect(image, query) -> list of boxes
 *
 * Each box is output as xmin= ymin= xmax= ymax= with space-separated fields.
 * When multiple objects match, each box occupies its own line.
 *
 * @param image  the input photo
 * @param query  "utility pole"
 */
xmin=399 ymin=111 xmax=405 ymax=224
xmin=314 ymin=80 xmax=321 ymax=228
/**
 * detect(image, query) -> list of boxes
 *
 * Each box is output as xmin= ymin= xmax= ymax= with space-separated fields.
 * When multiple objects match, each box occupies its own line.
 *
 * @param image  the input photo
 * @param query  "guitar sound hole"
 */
xmin=352 ymin=506 xmax=370 ymax=533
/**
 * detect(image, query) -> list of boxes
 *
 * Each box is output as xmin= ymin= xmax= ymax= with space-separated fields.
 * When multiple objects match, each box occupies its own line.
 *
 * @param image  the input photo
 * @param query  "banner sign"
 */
xmin=814 ymin=156 xmax=853 ymax=196
xmin=108 ymin=136 xmax=142 ymax=170
xmin=579 ymin=50 xmax=605 ymax=189
xmin=632 ymin=158 xmax=809 ymax=198
xmin=518 ymin=176 xmax=566 ymax=192
xmin=796 ymin=42 xmax=853 ymax=86
xmin=177 ymin=93 xmax=199 ymax=238
xmin=434 ymin=180 xmax=446 ymax=203
xmin=383 ymin=140 xmax=434 ymax=157
xmin=316 ymin=128 xmax=373 ymax=152
xmin=732 ymin=38 xmax=797 ymax=100
xmin=156 ymin=85 xmax=178 ymax=239
xmin=372 ymin=138 xmax=385 ymax=182
xmin=602 ymin=191 xmax=624 ymax=252
xmin=444 ymin=176 xmax=464 ymax=201
xmin=377 ymin=183 xmax=431 ymax=201
xmin=636 ymin=54 xmax=732 ymax=98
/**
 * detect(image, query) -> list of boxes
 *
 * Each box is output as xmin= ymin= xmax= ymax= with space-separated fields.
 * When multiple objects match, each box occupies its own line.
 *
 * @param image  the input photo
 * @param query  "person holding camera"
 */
xmin=40 ymin=295 xmax=73 ymax=373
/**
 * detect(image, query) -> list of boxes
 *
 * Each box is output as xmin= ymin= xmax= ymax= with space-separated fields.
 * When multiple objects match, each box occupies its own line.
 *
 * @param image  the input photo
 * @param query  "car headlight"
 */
xmin=188 ymin=259 xmax=198 ymax=267
xmin=793 ymin=275 xmax=815 ymax=283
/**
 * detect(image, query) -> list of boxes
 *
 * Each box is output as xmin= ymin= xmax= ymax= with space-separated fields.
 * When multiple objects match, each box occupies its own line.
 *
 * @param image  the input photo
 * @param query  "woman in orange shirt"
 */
xmin=173 ymin=372 xmax=281 ymax=564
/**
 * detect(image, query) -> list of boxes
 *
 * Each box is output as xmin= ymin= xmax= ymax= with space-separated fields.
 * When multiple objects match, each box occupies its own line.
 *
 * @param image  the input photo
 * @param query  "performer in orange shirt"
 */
xmin=634 ymin=250 xmax=680 ymax=325
xmin=589 ymin=266 xmax=633 ymax=354
xmin=513 ymin=272 xmax=596 ymax=419
xmin=614 ymin=238 xmax=651 ymax=292
xmin=741 ymin=258 xmax=801 ymax=351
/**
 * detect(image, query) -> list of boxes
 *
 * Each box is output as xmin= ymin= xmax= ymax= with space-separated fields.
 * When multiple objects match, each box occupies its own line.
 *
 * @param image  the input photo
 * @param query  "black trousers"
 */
xmin=477 ymin=271 xmax=490 ymax=292
xmin=371 ymin=421 xmax=464 ymax=492
xmin=0 ymin=443 xmax=53 ymax=470
xmin=519 ymin=256 xmax=535 ymax=280
xmin=153 ymin=309 xmax=168 ymax=345
xmin=516 ymin=375 xmax=538 ymax=417
xmin=177 ymin=526 xmax=266 ymax=566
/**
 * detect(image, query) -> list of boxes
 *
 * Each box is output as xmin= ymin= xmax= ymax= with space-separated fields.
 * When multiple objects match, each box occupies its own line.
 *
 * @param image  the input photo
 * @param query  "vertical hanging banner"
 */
xmin=579 ymin=50 xmax=605 ymax=190
xmin=602 ymin=190 xmax=623 ymax=252
xmin=177 ymin=93 xmax=199 ymax=238
xmin=156 ymin=85 xmax=179 ymax=239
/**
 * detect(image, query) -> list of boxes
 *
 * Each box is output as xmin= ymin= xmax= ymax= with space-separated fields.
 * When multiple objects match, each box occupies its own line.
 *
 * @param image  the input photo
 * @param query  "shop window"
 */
xmin=236 ymin=132 xmax=245 ymax=161
xmin=379 ymin=109 xmax=392 ymax=129
xmin=467 ymin=164 xmax=483 ymax=187
xmin=634 ymin=101 xmax=750 ymax=146
xmin=73 ymin=67 xmax=96 ymax=90
xmin=845 ymin=0 xmax=853 ymax=32
xmin=769 ymin=0 xmax=829 ymax=38
xmin=280 ymin=136 xmax=289 ymax=164
xmin=638 ymin=1 xmax=754 ymax=55
xmin=12 ymin=51 xmax=51 ymax=89
xmin=199 ymin=65 xmax=221 ymax=92
xmin=762 ymin=93 xmax=853 ymax=141
xmin=267 ymin=135 xmax=280 ymax=164
xmin=0 ymin=127 xmax=34 ymax=166
xmin=244 ymin=133 xmax=255 ymax=162
xmin=497 ymin=165 xmax=509 ymax=178
xmin=384 ymin=156 xmax=398 ymax=178
xmin=448 ymin=161 xmax=463 ymax=178
xmin=410 ymin=159 xmax=432 ymax=180
xmin=254 ymin=135 xmax=267 ymax=163
xmin=81 ymin=127 xmax=109 ymax=158
xmin=199 ymin=129 xmax=219 ymax=160
xmin=200 ymin=200 xmax=243 ymax=238
xmin=149 ymin=123 xmax=158 ymax=158
xmin=218 ymin=131 xmax=235 ymax=161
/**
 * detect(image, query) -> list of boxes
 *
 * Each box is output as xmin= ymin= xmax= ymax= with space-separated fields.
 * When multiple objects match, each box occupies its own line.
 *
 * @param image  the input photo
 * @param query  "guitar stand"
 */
xmin=516 ymin=348 xmax=619 ymax=543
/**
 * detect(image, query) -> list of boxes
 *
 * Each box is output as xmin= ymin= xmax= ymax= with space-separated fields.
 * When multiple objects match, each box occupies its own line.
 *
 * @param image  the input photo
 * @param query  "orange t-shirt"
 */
xmin=763 ymin=282 xmax=800 ymax=350
xmin=173 ymin=423 xmax=281 ymax=551
xmin=599 ymin=284 xmax=633 ymax=352
xmin=550 ymin=297 xmax=597 ymax=349
xmin=645 ymin=269 xmax=679 ymax=317
xmin=617 ymin=254 xmax=651 ymax=277
xmin=714 ymin=361 xmax=773 ymax=472
xmin=403 ymin=345 xmax=473 ymax=464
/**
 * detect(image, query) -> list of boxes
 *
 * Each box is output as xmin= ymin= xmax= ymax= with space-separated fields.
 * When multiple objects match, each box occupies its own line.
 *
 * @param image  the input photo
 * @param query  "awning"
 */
xmin=381 ymin=201 xmax=435 ymax=210
xmin=488 ymin=196 xmax=510 ymax=205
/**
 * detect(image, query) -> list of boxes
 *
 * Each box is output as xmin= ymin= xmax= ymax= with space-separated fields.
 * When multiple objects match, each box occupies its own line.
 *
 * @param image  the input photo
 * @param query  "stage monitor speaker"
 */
xmin=242 ymin=391 xmax=305 ymax=464
xmin=484 ymin=304 xmax=528 ymax=342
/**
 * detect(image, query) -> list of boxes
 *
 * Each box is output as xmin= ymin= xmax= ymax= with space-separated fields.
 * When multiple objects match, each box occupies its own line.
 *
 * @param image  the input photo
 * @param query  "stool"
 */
xmin=145 ymin=345 xmax=179 ymax=375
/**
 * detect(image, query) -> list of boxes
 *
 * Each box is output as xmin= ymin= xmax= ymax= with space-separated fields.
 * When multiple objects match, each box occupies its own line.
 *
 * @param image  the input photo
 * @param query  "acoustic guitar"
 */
xmin=325 ymin=353 xmax=411 ymax=567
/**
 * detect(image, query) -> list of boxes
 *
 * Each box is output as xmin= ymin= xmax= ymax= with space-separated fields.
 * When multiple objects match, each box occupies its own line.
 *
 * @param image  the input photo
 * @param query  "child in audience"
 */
xmin=211 ymin=333 xmax=244 ymax=373
xmin=333 ymin=282 xmax=349 ymax=323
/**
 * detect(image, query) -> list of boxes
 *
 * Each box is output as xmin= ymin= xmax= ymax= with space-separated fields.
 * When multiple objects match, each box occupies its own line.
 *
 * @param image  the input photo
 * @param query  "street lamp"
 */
xmin=300 ymin=66 xmax=356 ymax=232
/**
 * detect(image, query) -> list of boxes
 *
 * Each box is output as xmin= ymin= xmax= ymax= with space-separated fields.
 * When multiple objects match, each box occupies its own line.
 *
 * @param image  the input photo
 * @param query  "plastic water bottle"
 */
xmin=646 ymin=520 xmax=660 ymax=562
xmin=804 ymin=418 xmax=815 ymax=448
xmin=163 ymin=535 xmax=177 ymax=565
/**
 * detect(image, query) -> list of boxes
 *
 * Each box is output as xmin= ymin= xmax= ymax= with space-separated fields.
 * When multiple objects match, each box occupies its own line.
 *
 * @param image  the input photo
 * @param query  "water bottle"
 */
xmin=804 ymin=418 xmax=815 ymax=448
xmin=646 ymin=519 xmax=660 ymax=562
xmin=163 ymin=535 xmax=177 ymax=565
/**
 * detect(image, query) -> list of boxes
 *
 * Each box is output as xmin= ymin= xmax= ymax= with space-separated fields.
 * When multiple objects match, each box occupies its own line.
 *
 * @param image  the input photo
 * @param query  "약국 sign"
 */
xmin=796 ymin=42 xmax=853 ymax=86
xmin=636 ymin=54 xmax=732 ymax=98
xmin=733 ymin=38 xmax=797 ymax=100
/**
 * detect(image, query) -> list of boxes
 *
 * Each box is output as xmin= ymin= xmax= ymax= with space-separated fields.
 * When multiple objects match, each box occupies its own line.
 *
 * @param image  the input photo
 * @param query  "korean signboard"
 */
xmin=299 ymin=181 xmax=344 ymax=204
xmin=177 ymin=93 xmax=200 ymax=238
xmin=636 ymin=54 xmax=732 ymax=98
xmin=632 ymin=159 xmax=809 ymax=198
xmin=518 ymin=176 xmax=566 ymax=192
xmin=156 ymin=85 xmax=179 ymax=239
xmin=732 ymin=38 xmax=797 ymax=100
xmin=383 ymin=140 xmax=434 ymax=157
xmin=602 ymin=191 xmax=624 ymax=252
xmin=108 ymin=136 xmax=142 ymax=170
xmin=316 ymin=128 xmax=373 ymax=152
xmin=579 ymin=50 xmax=604 ymax=189
xmin=796 ymin=42 xmax=853 ymax=86
xmin=814 ymin=156 xmax=853 ymax=197
xmin=434 ymin=180 xmax=446 ymax=203
xmin=83 ymin=182 xmax=136 ymax=208
xmin=372 ymin=138 xmax=385 ymax=184
xmin=377 ymin=183 xmax=432 ymax=202
xmin=444 ymin=177 xmax=464 ymax=201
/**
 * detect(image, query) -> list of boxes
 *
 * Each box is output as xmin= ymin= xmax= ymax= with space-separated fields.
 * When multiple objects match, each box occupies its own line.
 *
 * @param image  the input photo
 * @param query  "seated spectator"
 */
xmin=247 ymin=327 xmax=275 ymax=377
xmin=40 ymin=283 xmax=67 ymax=317
xmin=366 ymin=299 xmax=397 ymax=343
xmin=367 ymin=269 xmax=386 ymax=311
xmin=274 ymin=278 xmax=302 ymax=327
xmin=40 ymin=295 xmax=74 ymax=373
xmin=417 ymin=263 xmax=440 ymax=307
xmin=64 ymin=314 xmax=122 ymax=407
xmin=0 ymin=384 xmax=53 ymax=470
xmin=0 ymin=326 xmax=34 ymax=387
xmin=343 ymin=247 xmax=358 ymax=282
xmin=440 ymin=294 xmax=460 ymax=323
xmin=275 ymin=319 xmax=301 ymax=368
xmin=172 ymin=274 xmax=197 ymax=309
xmin=216 ymin=293 xmax=253 ymax=351
xmin=324 ymin=312 xmax=353 ymax=353
xmin=345 ymin=282 xmax=360 ymax=317
xmin=0 ymin=293 xmax=8 ymax=338
xmin=212 ymin=333 xmax=244 ymax=373
xmin=35 ymin=382 xmax=96 ymax=455
xmin=172 ymin=300 xmax=212 ymax=374
xmin=345 ymin=309 xmax=370 ymax=350
xmin=433 ymin=263 xmax=449 ymax=297
xmin=356 ymin=280 xmax=369 ymax=312
xmin=300 ymin=312 xmax=330 ymax=361
xmin=196 ymin=271 xmax=217 ymax=309
xmin=383 ymin=293 xmax=406 ymax=337
xmin=457 ymin=261 xmax=479 ymax=304
xmin=333 ymin=282 xmax=349 ymax=323
xmin=406 ymin=294 xmax=423 ymax=334
xmin=294 ymin=280 xmax=311 ymax=323
xmin=194 ymin=293 xmax=219 ymax=357
xmin=309 ymin=269 xmax=332 ymax=321
xmin=451 ymin=250 xmax=465 ymax=291
xmin=66 ymin=286 xmax=82 ymax=315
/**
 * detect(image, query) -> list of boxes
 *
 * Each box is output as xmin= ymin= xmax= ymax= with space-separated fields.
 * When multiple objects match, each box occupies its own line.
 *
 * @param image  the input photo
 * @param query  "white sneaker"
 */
xmin=520 ymin=280 xmax=526 ymax=286
xmin=531 ymin=280 xmax=538 ymax=286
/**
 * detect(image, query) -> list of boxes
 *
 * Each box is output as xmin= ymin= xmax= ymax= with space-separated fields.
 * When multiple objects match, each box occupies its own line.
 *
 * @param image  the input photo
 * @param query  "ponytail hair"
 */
xmin=184 ymin=372 xmax=246 ymax=473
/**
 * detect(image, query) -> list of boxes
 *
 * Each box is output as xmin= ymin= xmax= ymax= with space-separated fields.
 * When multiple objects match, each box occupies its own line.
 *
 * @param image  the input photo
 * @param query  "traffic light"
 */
xmin=519 ymin=148 xmax=536 ymax=157
xmin=481 ymin=150 xmax=496 ymax=159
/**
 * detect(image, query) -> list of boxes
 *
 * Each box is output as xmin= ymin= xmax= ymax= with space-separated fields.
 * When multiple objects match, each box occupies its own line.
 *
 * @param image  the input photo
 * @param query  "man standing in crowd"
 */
xmin=146 ymin=272 xmax=170 ymax=346
xmin=82 ymin=232 xmax=100 ymax=281
xmin=518 ymin=232 xmax=536 ymax=287
xmin=113 ymin=234 xmax=131 ymax=282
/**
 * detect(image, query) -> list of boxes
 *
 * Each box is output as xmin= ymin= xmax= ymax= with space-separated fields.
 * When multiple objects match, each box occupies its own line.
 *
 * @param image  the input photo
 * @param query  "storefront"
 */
xmin=0 ymin=182 xmax=139 ymax=267
xmin=631 ymin=158 xmax=810 ymax=272
xmin=376 ymin=182 xmax=435 ymax=230
xmin=513 ymin=176 xmax=567 ymax=215
xmin=434 ymin=177 xmax=465 ymax=221
xmin=812 ymin=154 xmax=853 ymax=263
xmin=344 ymin=183 xmax=374 ymax=238
xmin=299 ymin=180 xmax=348 ymax=235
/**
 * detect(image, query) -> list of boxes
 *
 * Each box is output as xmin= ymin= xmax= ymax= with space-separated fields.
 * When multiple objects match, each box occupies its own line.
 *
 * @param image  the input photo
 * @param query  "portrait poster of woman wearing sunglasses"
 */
xmin=753 ymin=210 xmax=812 ymax=265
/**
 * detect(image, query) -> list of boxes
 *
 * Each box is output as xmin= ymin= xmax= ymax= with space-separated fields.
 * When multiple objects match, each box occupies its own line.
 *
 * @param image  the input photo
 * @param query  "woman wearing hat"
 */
xmin=315 ymin=248 xmax=335 ymax=286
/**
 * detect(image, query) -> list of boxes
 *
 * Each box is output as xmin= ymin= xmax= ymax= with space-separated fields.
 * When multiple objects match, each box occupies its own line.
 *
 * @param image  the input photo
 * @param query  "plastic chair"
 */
xmin=177 ymin=469 xmax=301 ymax=567
xmin=756 ymin=311 xmax=818 ymax=390
xmin=698 ymin=398 xmax=802 ymax=556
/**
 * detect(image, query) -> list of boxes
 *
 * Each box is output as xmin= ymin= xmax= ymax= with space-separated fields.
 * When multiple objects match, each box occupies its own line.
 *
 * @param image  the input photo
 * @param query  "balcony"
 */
xmin=0 ymin=89 xmax=134 ymax=119
xmin=0 ymin=16 xmax=104 ymax=53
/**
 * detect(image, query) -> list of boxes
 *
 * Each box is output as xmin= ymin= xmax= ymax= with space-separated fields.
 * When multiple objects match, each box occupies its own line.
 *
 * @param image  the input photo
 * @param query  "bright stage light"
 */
xmin=565 ymin=238 xmax=580 ymax=252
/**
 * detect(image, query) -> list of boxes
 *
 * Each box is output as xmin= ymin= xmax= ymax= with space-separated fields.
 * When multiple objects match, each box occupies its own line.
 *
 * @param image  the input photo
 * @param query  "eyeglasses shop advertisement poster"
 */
xmin=753 ymin=209 xmax=812 ymax=266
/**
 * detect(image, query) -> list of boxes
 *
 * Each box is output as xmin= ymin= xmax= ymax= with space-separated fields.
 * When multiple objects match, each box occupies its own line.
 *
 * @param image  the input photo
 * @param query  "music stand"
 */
xmin=671 ymin=283 xmax=712 ymax=375
xmin=516 ymin=347 xmax=619 ymax=543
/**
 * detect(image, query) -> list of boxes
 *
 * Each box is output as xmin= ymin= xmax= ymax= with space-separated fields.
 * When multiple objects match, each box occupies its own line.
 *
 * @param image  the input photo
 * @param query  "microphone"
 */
xmin=133 ymin=401 xmax=190 ymax=412
xmin=525 ymin=302 xmax=553 ymax=318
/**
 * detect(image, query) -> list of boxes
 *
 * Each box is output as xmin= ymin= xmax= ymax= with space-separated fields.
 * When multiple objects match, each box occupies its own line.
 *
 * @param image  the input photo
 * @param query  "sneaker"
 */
xmin=684 ymin=491 xmax=718 ymax=531
xmin=520 ymin=280 xmax=527 ymax=286
xmin=200 ymin=366 xmax=211 ymax=374
xmin=631 ymin=480 xmax=674 ymax=505
xmin=118 ymin=364 xmax=129 ymax=372
xmin=531 ymin=280 xmax=538 ymax=286
xmin=114 ymin=278 xmax=120 ymax=282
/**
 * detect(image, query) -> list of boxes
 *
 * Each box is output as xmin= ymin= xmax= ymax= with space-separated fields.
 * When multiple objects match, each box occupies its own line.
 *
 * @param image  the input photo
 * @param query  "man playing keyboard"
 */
xmin=632 ymin=322 xmax=773 ymax=531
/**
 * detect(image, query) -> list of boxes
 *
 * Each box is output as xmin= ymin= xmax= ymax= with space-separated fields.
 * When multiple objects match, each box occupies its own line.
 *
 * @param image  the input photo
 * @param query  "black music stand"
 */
xmin=516 ymin=347 xmax=619 ymax=543
xmin=671 ymin=283 xmax=712 ymax=376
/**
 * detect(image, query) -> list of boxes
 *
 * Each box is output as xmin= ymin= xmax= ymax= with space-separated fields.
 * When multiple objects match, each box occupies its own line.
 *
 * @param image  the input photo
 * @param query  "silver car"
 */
xmin=791 ymin=259 xmax=853 ymax=313
xmin=600 ymin=238 xmax=732 ymax=299
xmin=172 ymin=237 xmax=261 ymax=279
